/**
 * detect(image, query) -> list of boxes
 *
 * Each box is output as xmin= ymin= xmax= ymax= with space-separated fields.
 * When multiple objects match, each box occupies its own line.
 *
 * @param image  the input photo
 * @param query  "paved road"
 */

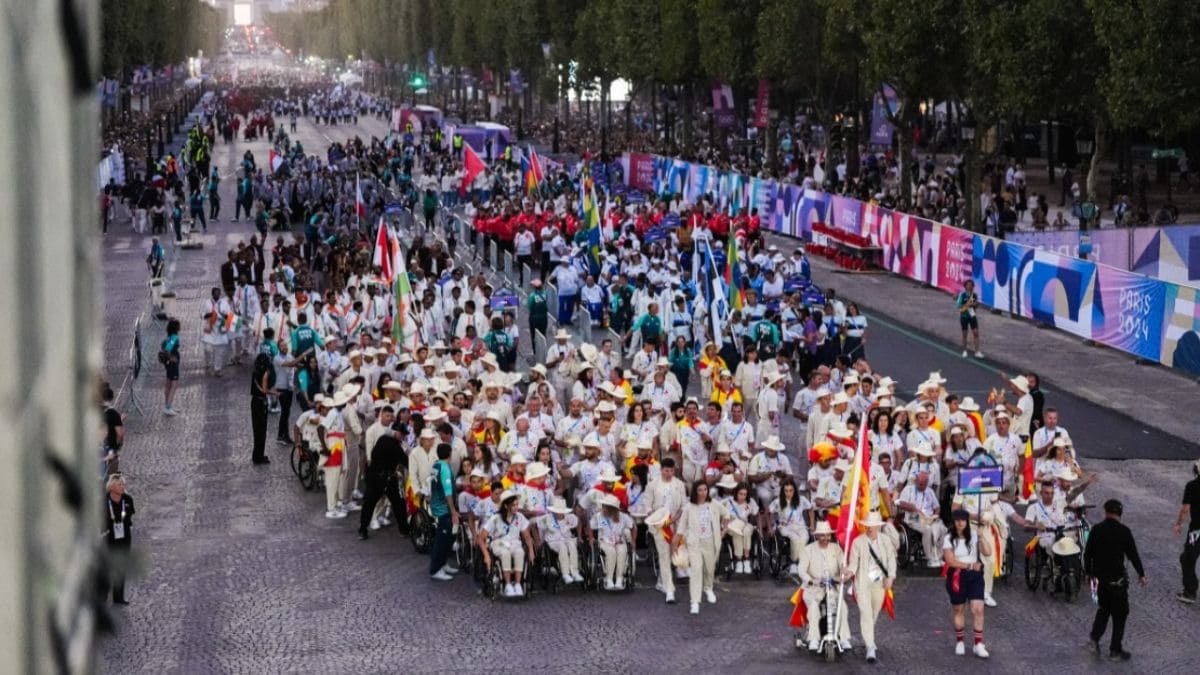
xmin=97 ymin=114 xmax=1200 ymax=674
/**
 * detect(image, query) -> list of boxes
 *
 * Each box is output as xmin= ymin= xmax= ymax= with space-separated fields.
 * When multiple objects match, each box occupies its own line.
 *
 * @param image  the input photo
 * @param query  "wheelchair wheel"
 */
xmin=719 ymin=539 xmax=735 ymax=582
xmin=823 ymin=639 xmax=836 ymax=663
xmin=895 ymin=527 xmax=912 ymax=570
xmin=999 ymin=537 xmax=1014 ymax=583
xmin=582 ymin=542 xmax=601 ymax=591
xmin=750 ymin=533 xmax=764 ymax=580
xmin=484 ymin=561 xmax=504 ymax=601
xmin=289 ymin=444 xmax=301 ymax=477
xmin=1024 ymin=548 xmax=1043 ymax=591
xmin=410 ymin=510 xmax=433 ymax=554
xmin=622 ymin=547 xmax=636 ymax=593
xmin=455 ymin=528 xmax=474 ymax=570
xmin=1060 ymin=558 xmax=1082 ymax=601
xmin=299 ymin=452 xmax=317 ymax=491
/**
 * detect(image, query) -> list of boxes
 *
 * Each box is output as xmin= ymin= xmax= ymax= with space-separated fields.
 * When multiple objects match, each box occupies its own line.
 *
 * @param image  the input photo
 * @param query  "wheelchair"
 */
xmin=895 ymin=522 xmax=932 ymax=572
xmin=763 ymin=530 xmax=796 ymax=581
xmin=481 ymin=546 xmax=533 ymax=602
xmin=1024 ymin=527 xmax=1084 ymax=601
xmin=289 ymin=441 xmax=320 ymax=491
xmin=582 ymin=539 xmax=636 ymax=592
xmin=454 ymin=523 xmax=476 ymax=571
xmin=719 ymin=528 xmax=765 ymax=581
xmin=408 ymin=500 xmax=436 ymax=555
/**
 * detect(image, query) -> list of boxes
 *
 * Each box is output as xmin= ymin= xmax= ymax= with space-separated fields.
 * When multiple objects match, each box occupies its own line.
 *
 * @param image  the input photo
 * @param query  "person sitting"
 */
xmin=536 ymin=497 xmax=582 ymax=584
xmin=770 ymin=479 xmax=812 ymax=575
xmin=477 ymin=489 xmax=536 ymax=597
xmin=796 ymin=521 xmax=851 ymax=651
xmin=588 ymin=494 xmax=635 ymax=590
xmin=722 ymin=480 xmax=760 ymax=575
xmin=897 ymin=470 xmax=947 ymax=568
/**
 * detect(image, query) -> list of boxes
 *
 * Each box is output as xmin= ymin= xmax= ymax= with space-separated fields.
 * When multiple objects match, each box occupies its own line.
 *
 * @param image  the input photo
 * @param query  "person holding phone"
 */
xmin=955 ymin=280 xmax=983 ymax=359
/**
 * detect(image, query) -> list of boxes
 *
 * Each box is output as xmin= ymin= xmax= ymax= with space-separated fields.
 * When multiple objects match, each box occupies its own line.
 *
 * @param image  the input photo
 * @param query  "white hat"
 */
xmin=877 ymin=376 xmax=896 ymax=389
xmin=958 ymin=396 xmax=980 ymax=412
xmin=715 ymin=474 xmax=739 ymax=490
xmin=579 ymin=343 xmax=599 ymax=363
xmin=620 ymin=441 xmax=639 ymax=458
xmin=719 ymin=368 xmax=733 ymax=378
xmin=595 ymin=400 xmax=617 ymax=414
xmin=812 ymin=521 xmax=835 ymax=536
xmin=469 ymin=467 xmax=489 ymax=480
xmin=423 ymin=407 xmax=447 ymax=423
xmin=858 ymin=513 xmax=886 ymax=528
xmin=531 ymin=364 xmax=548 ymax=376
xmin=762 ymin=435 xmax=785 ymax=451
xmin=843 ymin=373 xmax=860 ymax=386
xmin=418 ymin=428 xmax=438 ymax=440
xmin=330 ymin=391 xmax=351 ymax=407
xmin=582 ymin=432 xmax=602 ymax=448
xmin=826 ymin=425 xmax=852 ymax=441
xmin=816 ymin=387 xmax=833 ymax=398
xmin=645 ymin=507 xmax=671 ymax=528
xmin=598 ymin=493 xmax=621 ymax=509
xmin=1009 ymin=375 xmax=1030 ymax=393
xmin=510 ymin=453 xmax=529 ymax=465
xmin=597 ymin=466 xmax=619 ymax=482
xmin=766 ymin=371 xmax=786 ymax=386
xmin=831 ymin=392 xmax=850 ymax=406
xmin=910 ymin=441 xmax=935 ymax=457
xmin=1052 ymin=537 xmax=1081 ymax=557
xmin=347 ymin=349 xmax=363 ymax=360
xmin=340 ymin=383 xmax=362 ymax=397
xmin=500 ymin=489 xmax=520 ymax=504
xmin=927 ymin=371 xmax=948 ymax=384
xmin=726 ymin=519 xmax=751 ymax=537
xmin=486 ymin=410 xmax=504 ymax=422
xmin=875 ymin=396 xmax=895 ymax=408
xmin=948 ymin=425 xmax=966 ymax=436
xmin=832 ymin=459 xmax=852 ymax=473
xmin=479 ymin=353 xmax=499 ymax=367
xmin=597 ymin=381 xmax=618 ymax=396
xmin=383 ymin=381 xmax=405 ymax=392
xmin=916 ymin=380 xmax=939 ymax=393
xmin=656 ymin=357 xmax=670 ymax=368
xmin=421 ymin=359 xmax=437 ymax=369
xmin=1056 ymin=467 xmax=1079 ymax=482
xmin=548 ymin=497 xmax=573 ymax=515
xmin=555 ymin=328 xmax=571 ymax=339
xmin=1052 ymin=436 xmax=1070 ymax=448
xmin=525 ymin=461 xmax=551 ymax=480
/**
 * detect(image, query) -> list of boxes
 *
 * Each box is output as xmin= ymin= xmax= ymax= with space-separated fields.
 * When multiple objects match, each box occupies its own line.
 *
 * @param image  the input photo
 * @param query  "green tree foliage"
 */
xmin=101 ymin=0 xmax=222 ymax=79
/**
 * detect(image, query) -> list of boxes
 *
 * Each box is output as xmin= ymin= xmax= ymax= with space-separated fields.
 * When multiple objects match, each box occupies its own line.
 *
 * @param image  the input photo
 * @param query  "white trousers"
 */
xmin=687 ymin=542 xmax=717 ymax=605
xmin=549 ymin=540 xmax=580 ymax=577
xmin=599 ymin=542 xmax=628 ymax=582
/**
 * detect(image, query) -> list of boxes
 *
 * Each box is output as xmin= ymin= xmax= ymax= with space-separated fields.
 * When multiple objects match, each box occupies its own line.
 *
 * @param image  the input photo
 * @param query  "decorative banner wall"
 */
xmin=623 ymin=152 xmax=1200 ymax=376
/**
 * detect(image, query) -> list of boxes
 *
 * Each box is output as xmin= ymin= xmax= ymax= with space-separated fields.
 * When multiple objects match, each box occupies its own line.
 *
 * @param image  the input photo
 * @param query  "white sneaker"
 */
xmin=163 ymin=406 xmax=178 ymax=416
xmin=604 ymin=580 xmax=615 ymax=591
xmin=974 ymin=351 xmax=985 ymax=359
xmin=665 ymin=591 xmax=675 ymax=604
xmin=865 ymin=647 xmax=877 ymax=663
xmin=740 ymin=561 xmax=750 ymax=574
xmin=503 ymin=584 xmax=514 ymax=597
xmin=655 ymin=582 xmax=666 ymax=593
xmin=614 ymin=579 xmax=625 ymax=590
xmin=325 ymin=510 xmax=345 ymax=519
xmin=961 ymin=350 xmax=969 ymax=358
xmin=704 ymin=589 xmax=717 ymax=604
xmin=431 ymin=570 xmax=454 ymax=581
xmin=789 ymin=563 xmax=799 ymax=575
xmin=689 ymin=603 xmax=700 ymax=615
xmin=838 ymin=639 xmax=852 ymax=650
xmin=808 ymin=639 xmax=820 ymax=651
xmin=984 ymin=594 xmax=997 ymax=607
xmin=352 ymin=489 xmax=365 ymax=500
xmin=368 ymin=518 xmax=381 ymax=530
xmin=955 ymin=641 xmax=965 ymax=656
xmin=345 ymin=501 xmax=363 ymax=512
xmin=973 ymin=643 xmax=989 ymax=659
xmin=514 ymin=583 xmax=524 ymax=596
xmin=440 ymin=564 xmax=459 ymax=575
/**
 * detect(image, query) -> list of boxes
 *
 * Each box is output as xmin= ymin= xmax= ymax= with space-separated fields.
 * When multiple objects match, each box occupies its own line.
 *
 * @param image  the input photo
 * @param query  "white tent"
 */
xmin=338 ymin=71 xmax=363 ymax=87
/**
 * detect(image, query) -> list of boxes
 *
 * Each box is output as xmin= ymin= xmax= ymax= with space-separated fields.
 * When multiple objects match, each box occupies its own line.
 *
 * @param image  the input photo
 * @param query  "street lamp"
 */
xmin=960 ymin=119 xmax=976 ymax=143
xmin=1075 ymin=128 xmax=1094 ymax=156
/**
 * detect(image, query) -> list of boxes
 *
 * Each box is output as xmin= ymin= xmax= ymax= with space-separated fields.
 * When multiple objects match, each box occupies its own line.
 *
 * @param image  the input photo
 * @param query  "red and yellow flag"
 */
xmin=1020 ymin=437 xmax=1035 ymax=500
xmin=788 ymin=587 xmax=808 ymax=628
xmin=883 ymin=588 xmax=896 ymax=620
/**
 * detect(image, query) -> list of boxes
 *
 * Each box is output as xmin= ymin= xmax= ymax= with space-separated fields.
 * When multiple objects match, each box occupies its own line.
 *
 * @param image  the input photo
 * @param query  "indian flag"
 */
xmin=392 ymin=246 xmax=417 ymax=349
xmin=224 ymin=312 xmax=241 ymax=333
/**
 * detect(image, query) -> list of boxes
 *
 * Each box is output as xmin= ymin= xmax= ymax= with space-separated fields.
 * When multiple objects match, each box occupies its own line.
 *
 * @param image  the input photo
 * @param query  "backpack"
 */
xmin=755 ymin=322 xmax=778 ymax=359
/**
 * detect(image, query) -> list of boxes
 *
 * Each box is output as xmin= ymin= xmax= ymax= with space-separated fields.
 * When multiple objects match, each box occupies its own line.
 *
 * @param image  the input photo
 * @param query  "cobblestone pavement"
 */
xmin=98 ymin=115 xmax=1200 ymax=674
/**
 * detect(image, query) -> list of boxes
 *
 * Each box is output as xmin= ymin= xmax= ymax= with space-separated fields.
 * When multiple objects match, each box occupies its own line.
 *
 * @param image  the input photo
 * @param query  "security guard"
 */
xmin=1084 ymin=499 xmax=1146 ymax=661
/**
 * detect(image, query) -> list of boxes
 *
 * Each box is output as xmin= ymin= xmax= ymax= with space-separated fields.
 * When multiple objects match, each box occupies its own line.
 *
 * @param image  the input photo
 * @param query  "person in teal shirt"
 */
xmin=527 ymin=279 xmax=549 ymax=338
xmin=668 ymin=335 xmax=695 ymax=400
xmin=428 ymin=444 xmax=460 ymax=580
xmin=290 ymin=314 xmax=324 ymax=358
xmin=625 ymin=302 xmax=663 ymax=346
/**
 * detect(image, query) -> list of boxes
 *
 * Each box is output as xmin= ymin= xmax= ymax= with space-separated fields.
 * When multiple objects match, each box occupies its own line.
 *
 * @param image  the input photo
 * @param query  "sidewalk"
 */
xmin=782 ymin=238 xmax=1200 ymax=446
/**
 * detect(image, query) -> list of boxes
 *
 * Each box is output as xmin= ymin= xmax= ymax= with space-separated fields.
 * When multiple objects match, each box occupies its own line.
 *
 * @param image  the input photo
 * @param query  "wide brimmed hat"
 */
xmin=597 ymin=466 xmax=619 ymax=482
xmin=910 ymin=441 xmax=935 ymax=458
xmin=555 ymin=328 xmax=571 ymax=339
xmin=579 ymin=343 xmax=599 ymax=363
xmin=715 ymin=474 xmax=739 ymax=490
xmin=958 ymin=396 xmax=980 ymax=412
xmin=762 ymin=435 xmax=786 ymax=451
xmin=1009 ymin=375 xmax=1030 ymax=393
xmin=831 ymin=392 xmax=850 ymax=406
xmin=598 ymin=493 xmax=621 ymax=509
xmin=549 ymin=497 xmax=573 ymax=515
xmin=858 ymin=513 xmax=886 ymax=528
xmin=1052 ymin=537 xmax=1081 ymax=557
xmin=510 ymin=453 xmax=529 ymax=465
xmin=812 ymin=521 xmax=835 ymax=536
xmin=645 ymin=507 xmax=671 ymax=528
xmin=525 ymin=461 xmax=551 ymax=480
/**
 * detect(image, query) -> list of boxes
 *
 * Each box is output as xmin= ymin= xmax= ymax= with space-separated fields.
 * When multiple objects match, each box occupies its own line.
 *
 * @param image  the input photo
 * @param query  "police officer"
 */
xmin=1084 ymin=499 xmax=1146 ymax=661
xmin=1173 ymin=459 xmax=1200 ymax=604
xmin=358 ymin=405 xmax=407 ymax=540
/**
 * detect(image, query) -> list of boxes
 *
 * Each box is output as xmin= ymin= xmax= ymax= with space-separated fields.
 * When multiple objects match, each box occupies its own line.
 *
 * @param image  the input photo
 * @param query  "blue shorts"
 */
xmin=946 ymin=568 xmax=985 ymax=605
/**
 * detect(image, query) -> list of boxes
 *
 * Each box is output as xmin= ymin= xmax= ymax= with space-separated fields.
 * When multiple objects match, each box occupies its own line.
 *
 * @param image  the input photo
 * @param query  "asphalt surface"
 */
xmin=96 ymin=111 xmax=1200 ymax=674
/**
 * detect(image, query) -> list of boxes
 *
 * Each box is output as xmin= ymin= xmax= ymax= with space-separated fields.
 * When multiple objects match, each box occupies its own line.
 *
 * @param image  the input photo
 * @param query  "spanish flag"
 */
xmin=660 ymin=516 xmax=674 ymax=545
xmin=1024 ymin=535 xmax=1039 ymax=559
xmin=966 ymin=411 xmax=986 ymax=442
xmin=1020 ymin=437 xmax=1035 ymax=500
xmin=883 ymin=588 xmax=896 ymax=620
xmin=788 ymin=587 xmax=808 ymax=628
xmin=404 ymin=474 xmax=420 ymax=516
xmin=990 ymin=525 xmax=1003 ymax=577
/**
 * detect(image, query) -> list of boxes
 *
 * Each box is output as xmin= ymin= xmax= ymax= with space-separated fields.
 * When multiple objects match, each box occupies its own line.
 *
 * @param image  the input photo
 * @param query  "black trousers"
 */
xmin=1183 ymin=528 xmax=1200 ymax=596
xmin=103 ymin=543 xmax=131 ymax=603
xmin=276 ymin=389 xmax=293 ymax=440
xmin=251 ymin=397 xmax=268 ymax=461
xmin=358 ymin=473 xmax=405 ymax=535
xmin=210 ymin=196 xmax=220 ymax=219
xmin=1090 ymin=581 xmax=1130 ymax=653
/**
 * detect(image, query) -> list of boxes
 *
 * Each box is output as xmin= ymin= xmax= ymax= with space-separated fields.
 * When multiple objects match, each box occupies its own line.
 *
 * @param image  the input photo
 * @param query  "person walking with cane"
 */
xmin=1084 ymin=499 xmax=1147 ymax=661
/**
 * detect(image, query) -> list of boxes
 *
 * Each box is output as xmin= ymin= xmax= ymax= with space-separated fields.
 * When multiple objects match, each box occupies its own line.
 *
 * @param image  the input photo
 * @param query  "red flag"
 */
xmin=355 ymin=174 xmax=367 ymax=221
xmin=372 ymin=218 xmax=394 ymax=282
xmin=835 ymin=405 xmax=874 ymax=550
xmin=788 ymin=587 xmax=808 ymax=628
xmin=460 ymin=143 xmax=487 ymax=196
xmin=529 ymin=145 xmax=545 ymax=183
xmin=883 ymin=588 xmax=896 ymax=620
xmin=1020 ymin=437 xmax=1036 ymax=500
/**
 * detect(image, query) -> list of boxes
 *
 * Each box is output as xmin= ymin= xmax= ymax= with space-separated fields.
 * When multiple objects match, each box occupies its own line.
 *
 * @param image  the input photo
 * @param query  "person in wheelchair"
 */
xmin=897 ymin=469 xmax=947 ymax=569
xmin=587 ymin=494 xmax=635 ymax=590
xmin=477 ymin=489 xmax=537 ymax=598
xmin=769 ymin=478 xmax=812 ymax=575
xmin=535 ymin=497 xmax=583 ymax=584
xmin=1025 ymin=481 xmax=1073 ymax=557
xmin=796 ymin=521 xmax=851 ymax=651
xmin=719 ymin=478 xmax=760 ymax=575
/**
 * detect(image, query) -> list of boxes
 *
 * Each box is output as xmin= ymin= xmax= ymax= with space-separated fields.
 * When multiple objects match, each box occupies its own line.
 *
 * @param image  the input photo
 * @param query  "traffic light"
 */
xmin=409 ymin=72 xmax=427 ymax=88
xmin=829 ymin=123 xmax=842 ymax=152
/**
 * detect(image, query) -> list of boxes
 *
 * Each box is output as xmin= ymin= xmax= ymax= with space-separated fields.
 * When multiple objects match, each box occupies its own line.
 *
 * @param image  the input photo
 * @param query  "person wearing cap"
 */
xmin=943 ymin=508 xmax=994 ymax=658
xmin=409 ymin=427 xmax=440 ymax=502
xmin=519 ymin=461 xmax=554 ymax=521
xmin=733 ymin=345 xmax=765 ymax=419
xmin=906 ymin=405 xmax=943 ymax=460
xmin=546 ymin=330 xmax=578 ymax=404
xmin=983 ymin=412 xmax=1023 ymax=497
xmin=897 ymin=470 xmax=947 ymax=568
xmin=716 ymin=402 xmax=755 ymax=466
xmin=537 ymin=497 xmax=583 ymax=584
xmin=755 ymin=370 xmax=786 ymax=443
xmin=317 ymin=392 xmax=350 ymax=518
xmin=897 ymin=440 xmax=941 ymax=493
xmin=710 ymin=369 xmax=743 ymax=412
xmin=801 ymin=386 xmax=835 ymax=452
xmin=845 ymin=513 xmax=897 ymax=663
xmin=796 ymin=520 xmax=850 ymax=650
xmin=747 ymin=434 xmax=794 ymax=505
xmin=1035 ymin=437 xmax=1079 ymax=484
xmin=548 ymin=258 xmax=582 ymax=326
xmin=338 ymin=382 xmax=367 ymax=506
xmin=674 ymin=481 xmax=729 ymax=614
xmin=525 ymin=278 xmax=549 ymax=340
xmin=813 ymin=459 xmax=850 ymax=513
xmin=995 ymin=373 xmax=1034 ymax=441
xmin=588 ymin=493 xmax=635 ymax=590
xmin=458 ymin=468 xmax=492 ymax=534
xmin=1084 ymin=499 xmax=1146 ymax=661
xmin=955 ymin=279 xmax=983 ymax=359
xmin=477 ymin=490 xmax=536 ymax=597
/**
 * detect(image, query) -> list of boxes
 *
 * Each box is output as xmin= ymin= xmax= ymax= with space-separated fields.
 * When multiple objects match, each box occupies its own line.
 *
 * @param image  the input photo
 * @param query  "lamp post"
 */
xmin=157 ymin=115 xmax=165 ymax=158
xmin=1075 ymin=128 xmax=1096 ymax=229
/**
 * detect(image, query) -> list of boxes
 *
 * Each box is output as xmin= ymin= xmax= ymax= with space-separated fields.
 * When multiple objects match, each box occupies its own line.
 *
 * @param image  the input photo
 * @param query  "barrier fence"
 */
xmin=624 ymin=152 xmax=1200 ymax=377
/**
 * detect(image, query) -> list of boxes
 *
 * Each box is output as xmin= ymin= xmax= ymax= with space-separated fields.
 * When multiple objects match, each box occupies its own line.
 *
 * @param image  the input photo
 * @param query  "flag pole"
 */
xmin=831 ymin=404 xmax=875 ymax=650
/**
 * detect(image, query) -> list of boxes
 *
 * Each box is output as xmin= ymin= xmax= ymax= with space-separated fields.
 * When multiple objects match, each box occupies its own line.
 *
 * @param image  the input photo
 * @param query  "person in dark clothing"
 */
xmin=1084 ymin=499 xmax=1147 ymax=661
xmin=102 ymin=473 xmax=135 ymax=604
xmin=1026 ymin=372 xmax=1045 ymax=431
xmin=358 ymin=407 xmax=409 ymax=540
xmin=1173 ymin=459 xmax=1200 ymax=604
xmin=250 ymin=353 xmax=276 ymax=465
